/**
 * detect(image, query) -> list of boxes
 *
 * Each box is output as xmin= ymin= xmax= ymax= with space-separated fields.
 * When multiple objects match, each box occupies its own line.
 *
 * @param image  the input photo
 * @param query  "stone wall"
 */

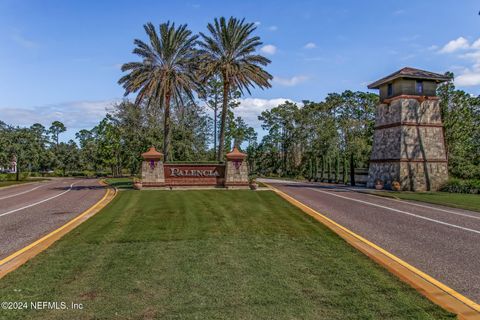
xmin=367 ymin=162 xmax=400 ymax=189
xmin=225 ymin=159 xmax=249 ymax=186
xmin=399 ymin=161 xmax=448 ymax=191
xmin=370 ymin=127 xmax=402 ymax=159
xmin=141 ymin=160 xmax=165 ymax=186
xmin=368 ymin=97 xmax=448 ymax=191
xmin=400 ymin=126 xmax=446 ymax=160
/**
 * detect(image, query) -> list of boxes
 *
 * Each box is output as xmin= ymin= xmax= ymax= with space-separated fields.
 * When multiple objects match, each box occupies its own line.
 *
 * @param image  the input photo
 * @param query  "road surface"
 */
xmin=0 ymin=178 xmax=107 ymax=260
xmin=261 ymin=179 xmax=480 ymax=303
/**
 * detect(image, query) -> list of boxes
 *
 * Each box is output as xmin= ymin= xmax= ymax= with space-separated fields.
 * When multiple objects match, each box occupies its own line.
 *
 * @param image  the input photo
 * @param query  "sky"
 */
xmin=1 ymin=0 xmax=479 ymax=142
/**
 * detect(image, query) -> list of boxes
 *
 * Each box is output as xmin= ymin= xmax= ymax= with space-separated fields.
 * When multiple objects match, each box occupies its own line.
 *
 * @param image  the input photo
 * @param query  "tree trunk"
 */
xmin=217 ymin=80 xmax=229 ymax=162
xmin=343 ymin=156 xmax=348 ymax=184
xmin=320 ymin=155 xmax=324 ymax=181
xmin=335 ymin=155 xmax=339 ymax=183
xmin=163 ymin=93 xmax=171 ymax=162
xmin=327 ymin=157 xmax=332 ymax=183
xmin=213 ymin=107 xmax=217 ymax=159
xmin=350 ymin=153 xmax=355 ymax=186
xmin=16 ymin=162 xmax=20 ymax=181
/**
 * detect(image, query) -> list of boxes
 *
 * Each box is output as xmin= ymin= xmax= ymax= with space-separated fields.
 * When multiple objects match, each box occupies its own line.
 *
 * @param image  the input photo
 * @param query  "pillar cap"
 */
xmin=141 ymin=146 xmax=164 ymax=160
xmin=226 ymin=146 xmax=246 ymax=160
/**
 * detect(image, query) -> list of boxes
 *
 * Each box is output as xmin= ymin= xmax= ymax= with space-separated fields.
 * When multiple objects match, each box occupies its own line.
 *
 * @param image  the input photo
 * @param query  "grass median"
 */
xmin=0 ymin=188 xmax=454 ymax=319
xmin=369 ymin=190 xmax=480 ymax=212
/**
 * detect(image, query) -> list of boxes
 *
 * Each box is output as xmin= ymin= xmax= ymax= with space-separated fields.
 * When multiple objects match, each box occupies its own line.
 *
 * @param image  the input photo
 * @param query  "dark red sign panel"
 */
xmin=164 ymin=164 xmax=225 ymax=186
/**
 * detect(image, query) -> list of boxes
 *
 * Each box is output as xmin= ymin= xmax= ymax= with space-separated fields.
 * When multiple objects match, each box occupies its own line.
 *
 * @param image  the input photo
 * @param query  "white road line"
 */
xmin=0 ymin=184 xmax=47 ymax=201
xmin=0 ymin=183 xmax=78 ymax=218
xmin=349 ymin=189 xmax=480 ymax=220
xmin=308 ymin=188 xmax=480 ymax=235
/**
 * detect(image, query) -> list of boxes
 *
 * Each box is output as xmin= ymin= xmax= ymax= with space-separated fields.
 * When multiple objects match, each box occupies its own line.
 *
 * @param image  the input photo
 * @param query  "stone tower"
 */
xmin=367 ymin=67 xmax=450 ymax=191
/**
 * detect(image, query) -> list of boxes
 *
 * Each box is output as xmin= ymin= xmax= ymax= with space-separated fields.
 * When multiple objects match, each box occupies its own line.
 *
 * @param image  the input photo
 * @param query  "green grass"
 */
xmin=105 ymin=177 xmax=133 ymax=189
xmin=0 ymin=190 xmax=454 ymax=319
xmin=369 ymin=190 xmax=480 ymax=212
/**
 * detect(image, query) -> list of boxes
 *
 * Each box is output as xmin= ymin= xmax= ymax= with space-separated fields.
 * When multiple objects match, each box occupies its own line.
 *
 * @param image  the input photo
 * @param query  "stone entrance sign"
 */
xmin=140 ymin=146 xmax=249 ymax=188
xmin=367 ymin=67 xmax=450 ymax=191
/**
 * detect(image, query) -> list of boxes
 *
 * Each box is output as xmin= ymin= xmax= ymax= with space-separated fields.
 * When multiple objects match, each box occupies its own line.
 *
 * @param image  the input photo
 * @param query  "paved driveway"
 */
xmin=0 ymin=178 xmax=106 ymax=259
xmin=261 ymin=179 xmax=480 ymax=303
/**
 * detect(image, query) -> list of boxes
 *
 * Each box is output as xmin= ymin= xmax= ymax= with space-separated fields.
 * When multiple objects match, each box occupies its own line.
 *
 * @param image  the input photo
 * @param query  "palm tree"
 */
xmin=199 ymin=17 xmax=272 ymax=161
xmin=118 ymin=22 xmax=199 ymax=161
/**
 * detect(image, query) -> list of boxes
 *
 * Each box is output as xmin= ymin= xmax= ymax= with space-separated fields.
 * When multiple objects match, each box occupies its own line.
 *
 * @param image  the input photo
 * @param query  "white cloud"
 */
xmin=0 ymin=99 xmax=120 ymax=130
xmin=304 ymin=42 xmax=316 ymax=49
xmin=268 ymin=25 xmax=278 ymax=31
xmin=472 ymin=38 xmax=480 ymax=49
xmin=393 ymin=9 xmax=406 ymax=15
xmin=260 ymin=44 xmax=277 ymax=55
xmin=234 ymin=98 xmax=301 ymax=129
xmin=456 ymin=72 xmax=480 ymax=86
xmin=451 ymin=46 xmax=480 ymax=86
xmin=439 ymin=37 xmax=469 ymax=53
xmin=433 ymin=36 xmax=480 ymax=86
xmin=273 ymin=75 xmax=309 ymax=86
xmin=254 ymin=21 xmax=261 ymax=26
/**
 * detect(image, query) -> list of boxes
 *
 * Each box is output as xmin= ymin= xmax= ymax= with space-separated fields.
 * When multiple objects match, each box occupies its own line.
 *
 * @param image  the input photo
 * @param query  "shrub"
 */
xmin=440 ymin=178 xmax=480 ymax=194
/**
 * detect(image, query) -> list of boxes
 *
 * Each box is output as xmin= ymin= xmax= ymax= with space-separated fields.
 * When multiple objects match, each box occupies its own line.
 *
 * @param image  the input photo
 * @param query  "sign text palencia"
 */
xmin=169 ymin=168 xmax=220 ymax=177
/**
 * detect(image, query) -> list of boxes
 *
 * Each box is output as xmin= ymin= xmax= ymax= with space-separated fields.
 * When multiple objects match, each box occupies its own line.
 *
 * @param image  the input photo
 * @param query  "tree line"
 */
xmin=250 ymin=79 xmax=480 ymax=181
xmin=0 ymin=88 xmax=256 ymax=179
xmin=1 ymin=77 xmax=478 ymax=181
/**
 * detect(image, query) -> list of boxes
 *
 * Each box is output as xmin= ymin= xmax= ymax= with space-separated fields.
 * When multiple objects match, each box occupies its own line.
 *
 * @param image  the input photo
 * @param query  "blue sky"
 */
xmin=1 ymin=0 xmax=479 ymax=141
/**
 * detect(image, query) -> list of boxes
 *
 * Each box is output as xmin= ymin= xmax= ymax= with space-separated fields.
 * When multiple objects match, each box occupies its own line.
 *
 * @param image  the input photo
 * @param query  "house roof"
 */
xmin=367 ymin=67 xmax=451 ymax=89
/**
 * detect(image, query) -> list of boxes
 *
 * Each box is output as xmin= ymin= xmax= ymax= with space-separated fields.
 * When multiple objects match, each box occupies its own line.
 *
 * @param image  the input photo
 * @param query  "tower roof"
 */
xmin=226 ymin=146 xmax=246 ymax=160
xmin=141 ymin=146 xmax=164 ymax=160
xmin=367 ymin=67 xmax=451 ymax=89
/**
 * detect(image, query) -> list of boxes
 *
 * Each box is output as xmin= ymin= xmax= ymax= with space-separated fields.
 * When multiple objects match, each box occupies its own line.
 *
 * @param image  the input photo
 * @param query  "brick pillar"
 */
xmin=225 ymin=147 xmax=249 ymax=187
xmin=141 ymin=147 xmax=165 ymax=187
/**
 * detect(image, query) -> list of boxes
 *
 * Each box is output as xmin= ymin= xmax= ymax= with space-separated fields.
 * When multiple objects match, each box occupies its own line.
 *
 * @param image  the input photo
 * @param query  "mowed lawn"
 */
xmin=370 ymin=190 xmax=480 ymax=212
xmin=0 ymin=190 xmax=454 ymax=319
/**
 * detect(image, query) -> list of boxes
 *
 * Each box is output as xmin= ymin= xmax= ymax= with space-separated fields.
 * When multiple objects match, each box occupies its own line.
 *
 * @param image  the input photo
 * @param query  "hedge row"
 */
xmin=440 ymin=178 xmax=480 ymax=194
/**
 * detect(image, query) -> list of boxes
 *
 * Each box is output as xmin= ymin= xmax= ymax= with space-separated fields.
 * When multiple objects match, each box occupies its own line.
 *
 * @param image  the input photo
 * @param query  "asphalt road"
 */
xmin=261 ymin=179 xmax=480 ymax=303
xmin=0 ymin=178 xmax=107 ymax=260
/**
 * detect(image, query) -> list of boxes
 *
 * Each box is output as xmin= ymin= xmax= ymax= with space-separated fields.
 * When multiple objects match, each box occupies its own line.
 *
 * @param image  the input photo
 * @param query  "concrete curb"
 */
xmin=265 ymin=182 xmax=480 ymax=320
xmin=0 ymin=181 xmax=117 ymax=279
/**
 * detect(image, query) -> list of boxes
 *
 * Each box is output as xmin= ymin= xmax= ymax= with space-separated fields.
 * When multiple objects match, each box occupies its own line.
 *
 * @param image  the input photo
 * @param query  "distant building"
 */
xmin=367 ymin=67 xmax=450 ymax=191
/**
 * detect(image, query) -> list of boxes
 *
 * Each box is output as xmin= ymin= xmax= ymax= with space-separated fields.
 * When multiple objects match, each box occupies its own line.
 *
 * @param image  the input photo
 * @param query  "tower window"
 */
xmin=416 ymin=81 xmax=424 ymax=94
xmin=387 ymin=83 xmax=393 ymax=96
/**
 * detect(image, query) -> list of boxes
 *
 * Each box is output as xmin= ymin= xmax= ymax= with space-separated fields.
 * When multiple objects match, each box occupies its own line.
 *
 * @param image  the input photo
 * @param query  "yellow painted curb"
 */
xmin=0 ymin=180 xmax=117 ymax=279
xmin=265 ymin=182 xmax=480 ymax=320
